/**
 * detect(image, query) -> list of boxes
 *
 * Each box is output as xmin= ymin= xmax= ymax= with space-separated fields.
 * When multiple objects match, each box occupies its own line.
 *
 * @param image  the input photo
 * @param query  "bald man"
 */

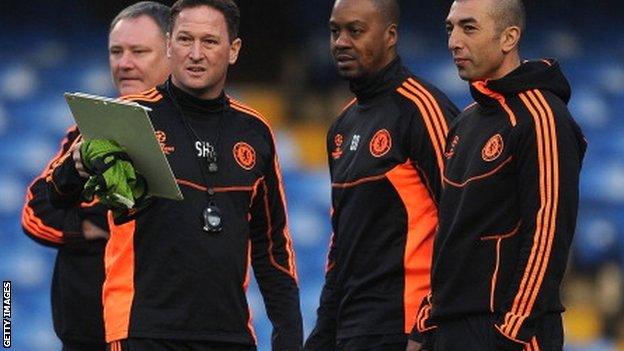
xmin=413 ymin=1 xmax=586 ymax=350
xmin=305 ymin=0 xmax=458 ymax=350
xmin=21 ymin=3 xmax=170 ymax=350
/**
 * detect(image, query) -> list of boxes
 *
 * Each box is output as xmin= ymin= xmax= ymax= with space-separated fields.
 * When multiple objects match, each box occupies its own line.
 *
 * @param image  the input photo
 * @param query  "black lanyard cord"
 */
xmin=165 ymin=80 xmax=226 ymax=199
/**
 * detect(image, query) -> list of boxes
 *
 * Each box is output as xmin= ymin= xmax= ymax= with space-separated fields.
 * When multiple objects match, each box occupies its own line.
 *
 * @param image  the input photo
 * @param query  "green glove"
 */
xmin=80 ymin=139 xmax=147 ymax=210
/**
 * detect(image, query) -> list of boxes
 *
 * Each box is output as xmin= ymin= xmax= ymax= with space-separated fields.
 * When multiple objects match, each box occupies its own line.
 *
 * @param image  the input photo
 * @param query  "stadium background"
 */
xmin=1 ymin=0 xmax=622 ymax=349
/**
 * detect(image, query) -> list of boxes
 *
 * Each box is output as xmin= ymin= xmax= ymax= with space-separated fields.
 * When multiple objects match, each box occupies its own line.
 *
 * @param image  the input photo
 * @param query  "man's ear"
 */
xmin=500 ymin=26 xmax=521 ymax=54
xmin=386 ymin=23 xmax=398 ymax=50
xmin=229 ymin=38 xmax=242 ymax=65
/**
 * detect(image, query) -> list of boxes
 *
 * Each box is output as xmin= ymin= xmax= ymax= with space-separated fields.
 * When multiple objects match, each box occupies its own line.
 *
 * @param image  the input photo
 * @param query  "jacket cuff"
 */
xmin=48 ymin=154 xmax=87 ymax=206
xmin=409 ymin=326 xmax=424 ymax=343
xmin=62 ymin=207 xmax=87 ymax=242
xmin=78 ymin=203 xmax=110 ymax=232
xmin=494 ymin=325 xmax=527 ymax=351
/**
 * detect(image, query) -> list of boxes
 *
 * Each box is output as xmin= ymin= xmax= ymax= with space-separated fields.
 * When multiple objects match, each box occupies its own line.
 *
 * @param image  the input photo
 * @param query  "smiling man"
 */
xmin=414 ymin=0 xmax=587 ymax=350
xmin=304 ymin=0 xmax=458 ymax=350
xmin=21 ymin=3 xmax=170 ymax=351
xmin=44 ymin=0 xmax=303 ymax=350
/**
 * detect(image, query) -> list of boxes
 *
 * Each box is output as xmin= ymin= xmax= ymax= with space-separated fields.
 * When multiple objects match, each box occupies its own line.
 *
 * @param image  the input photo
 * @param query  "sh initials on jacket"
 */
xmin=196 ymin=141 xmax=216 ymax=158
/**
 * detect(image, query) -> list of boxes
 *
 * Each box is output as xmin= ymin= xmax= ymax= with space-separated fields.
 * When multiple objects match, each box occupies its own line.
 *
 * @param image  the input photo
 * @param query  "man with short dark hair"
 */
xmin=45 ymin=1 xmax=303 ymax=350
xmin=304 ymin=0 xmax=458 ymax=350
xmin=21 ymin=2 xmax=170 ymax=351
xmin=413 ymin=0 xmax=586 ymax=350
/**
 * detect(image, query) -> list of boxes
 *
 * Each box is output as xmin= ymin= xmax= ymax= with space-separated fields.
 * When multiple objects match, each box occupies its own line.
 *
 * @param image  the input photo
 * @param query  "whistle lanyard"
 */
xmin=166 ymin=80 xmax=226 ymax=232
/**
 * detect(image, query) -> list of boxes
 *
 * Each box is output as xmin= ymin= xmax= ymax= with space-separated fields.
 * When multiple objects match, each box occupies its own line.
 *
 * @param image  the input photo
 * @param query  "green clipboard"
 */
xmin=64 ymin=92 xmax=183 ymax=201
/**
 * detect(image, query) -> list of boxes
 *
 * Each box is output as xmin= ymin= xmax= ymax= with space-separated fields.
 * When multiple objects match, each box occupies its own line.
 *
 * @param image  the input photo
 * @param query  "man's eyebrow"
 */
xmin=446 ymin=17 xmax=478 ymax=26
xmin=329 ymin=19 xmax=366 ymax=26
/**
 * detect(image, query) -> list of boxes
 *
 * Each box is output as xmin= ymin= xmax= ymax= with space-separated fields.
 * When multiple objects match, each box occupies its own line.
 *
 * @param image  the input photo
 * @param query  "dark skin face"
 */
xmin=329 ymin=0 xmax=398 ymax=80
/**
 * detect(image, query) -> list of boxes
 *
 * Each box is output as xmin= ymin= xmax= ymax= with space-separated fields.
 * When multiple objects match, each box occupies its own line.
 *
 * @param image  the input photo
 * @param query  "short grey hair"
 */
xmin=109 ymin=1 xmax=171 ymax=36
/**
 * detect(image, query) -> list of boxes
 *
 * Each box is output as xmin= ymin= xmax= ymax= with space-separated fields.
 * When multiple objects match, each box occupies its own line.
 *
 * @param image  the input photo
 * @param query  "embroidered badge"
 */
xmin=445 ymin=135 xmax=460 ymax=159
xmin=233 ymin=142 xmax=256 ymax=170
xmin=332 ymin=134 xmax=344 ymax=160
xmin=369 ymin=129 xmax=392 ymax=157
xmin=155 ymin=130 xmax=175 ymax=155
xmin=482 ymin=134 xmax=504 ymax=162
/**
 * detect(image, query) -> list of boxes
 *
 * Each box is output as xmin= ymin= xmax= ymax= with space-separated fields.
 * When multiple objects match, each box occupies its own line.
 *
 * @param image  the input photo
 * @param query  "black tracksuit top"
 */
xmin=45 ymin=81 xmax=303 ymax=350
xmin=22 ymin=125 xmax=108 ymax=345
xmin=305 ymin=58 xmax=458 ymax=349
xmin=416 ymin=60 xmax=587 ymax=349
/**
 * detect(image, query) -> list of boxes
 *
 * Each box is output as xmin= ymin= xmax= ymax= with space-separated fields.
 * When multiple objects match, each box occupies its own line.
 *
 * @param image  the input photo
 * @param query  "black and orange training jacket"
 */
xmin=305 ymin=57 xmax=458 ymax=349
xmin=46 ymin=80 xmax=303 ymax=349
xmin=21 ymin=126 xmax=107 ymax=346
xmin=415 ymin=60 xmax=586 ymax=350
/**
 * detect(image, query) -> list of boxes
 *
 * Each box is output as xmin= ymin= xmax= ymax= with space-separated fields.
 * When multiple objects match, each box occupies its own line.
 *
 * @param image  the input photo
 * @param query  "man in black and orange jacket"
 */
xmin=414 ymin=1 xmax=586 ymax=350
xmin=305 ymin=1 xmax=458 ymax=350
xmin=21 ymin=3 xmax=170 ymax=350
xmin=45 ymin=1 xmax=303 ymax=350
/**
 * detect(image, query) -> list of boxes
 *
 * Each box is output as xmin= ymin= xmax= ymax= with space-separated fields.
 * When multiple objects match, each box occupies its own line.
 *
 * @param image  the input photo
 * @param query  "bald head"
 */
xmin=488 ymin=0 xmax=525 ymax=34
xmin=370 ymin=0 xmax=400 ymax=25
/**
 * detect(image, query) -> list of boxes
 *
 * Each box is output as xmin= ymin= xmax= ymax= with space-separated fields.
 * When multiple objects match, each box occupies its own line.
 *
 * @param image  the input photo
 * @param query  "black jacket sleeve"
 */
xmin=493 ymin=91 xmax=586 ymax=350
xmin=22 ymin=126 xmax=108 ymax=247
xmin=405 ymin=91 xmax=458 ymax=204
xmin=403 ymin=83 xmax=458 ymax=338
xmin=249 ymin=133 xmax=303 ymax=350
xmin=303 ymin=229 xmax=338 ymax=350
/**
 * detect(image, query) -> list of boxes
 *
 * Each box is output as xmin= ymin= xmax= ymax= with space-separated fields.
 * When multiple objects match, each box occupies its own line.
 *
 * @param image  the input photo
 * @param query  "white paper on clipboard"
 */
xmin=65 ymin=92 xmax=183 ymax=201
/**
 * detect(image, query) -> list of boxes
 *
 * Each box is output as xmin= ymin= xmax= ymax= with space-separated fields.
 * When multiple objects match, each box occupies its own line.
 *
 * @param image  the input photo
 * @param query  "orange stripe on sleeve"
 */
xmin=21 ymin=190 xmax=64 ymax=243
xmin=502 ymin=91 xmax=548 ymax=336
xmin=261 ymin=180 xmax=297 ymax=279
xmin=230 ymin=100 xmax=298 ymax=280
xmin=103 ymin=212 xmax=136 ymax=342
xmin=21 ymin=126 xmax=83 ymax=244
xmin=396 ymin=87 xmax=445 ymax=178
xmin=386 ymin=160 xmax=437 ymax=333
xmin=501 ymin=90 xmax=559 ymax=338
xmin=517 ymin=90 xmax=559 ymax=317
xmin=510 ymin=91 xmax=557 ymax=337
xmin=402 ymin=80 xmax=448 ymax=150
xmin=406 ymin=78 xmax=450 ymax=136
